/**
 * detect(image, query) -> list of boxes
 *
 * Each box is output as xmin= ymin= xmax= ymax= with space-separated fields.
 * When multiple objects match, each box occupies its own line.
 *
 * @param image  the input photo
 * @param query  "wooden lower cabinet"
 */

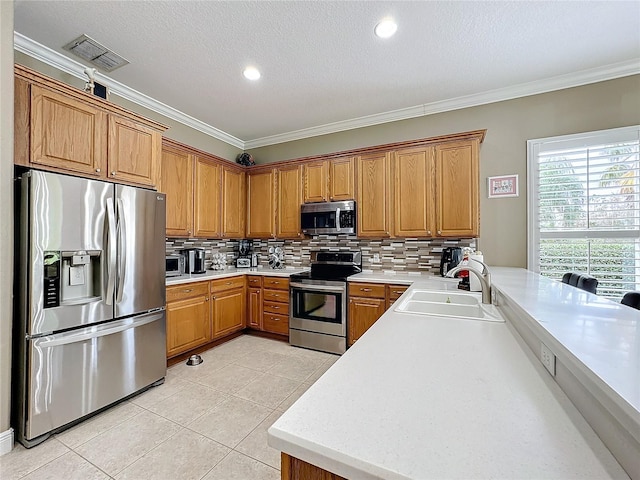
xmin=281 ymin=453 xmax=346 ymax=480
xmin=248 ymin=287 xmax=263 ymax=329
xmin=212 ymin=287 xmax=246 ymax=338
xmin=247 ymin=276 xmax=290 ymax=336
xmin=166 ymin=277 xmax=246 ymax=358
xmin=348 ymin=296 xmax=386 ymax=346
xmin=166 ymin=282 xmax=211 ymax=358
xmin=348 ymin=282 xmax=410 ymax=346
xmin=211 ymin=277 xmax=246 ymax=338
xmin=387 ymin=284 xmax=409 ymax=307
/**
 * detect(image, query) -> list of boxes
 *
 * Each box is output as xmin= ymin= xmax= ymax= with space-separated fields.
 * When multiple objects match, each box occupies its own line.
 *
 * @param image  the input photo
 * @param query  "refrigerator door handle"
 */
xmin=116 ymin=198 xmax=126 ymax=303
xmin=35 ymin=312 xmax=164 ymax=348
xmin=105 ymin=200 xmax=117 ymax=305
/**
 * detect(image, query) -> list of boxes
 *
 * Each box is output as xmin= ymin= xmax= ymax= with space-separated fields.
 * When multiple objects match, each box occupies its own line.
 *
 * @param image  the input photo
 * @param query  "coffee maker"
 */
xmin=180 ymin=248 xmax=206 ymax=274
xmin=236 ymin=240 xmax=256 ymax=268
xmin=440 ymin=247 xmax=463 ymax=277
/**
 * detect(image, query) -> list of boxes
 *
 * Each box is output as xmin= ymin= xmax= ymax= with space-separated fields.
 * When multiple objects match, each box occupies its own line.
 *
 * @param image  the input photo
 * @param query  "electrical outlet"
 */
xmin=372 ymin=253 xmax=380 ymax=263
xmin=540 ymin=342 xmax=556 ymax=376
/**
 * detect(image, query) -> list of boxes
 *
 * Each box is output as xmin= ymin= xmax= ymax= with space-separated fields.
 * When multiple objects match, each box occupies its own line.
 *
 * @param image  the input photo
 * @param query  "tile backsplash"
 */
xmin=167 ymin=236 xmax=476 ymax=274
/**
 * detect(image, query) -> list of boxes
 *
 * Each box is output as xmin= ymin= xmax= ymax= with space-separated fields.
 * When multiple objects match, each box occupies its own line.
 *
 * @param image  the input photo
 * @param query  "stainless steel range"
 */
xmin=289 ymin=251 xmax=362 ymax=354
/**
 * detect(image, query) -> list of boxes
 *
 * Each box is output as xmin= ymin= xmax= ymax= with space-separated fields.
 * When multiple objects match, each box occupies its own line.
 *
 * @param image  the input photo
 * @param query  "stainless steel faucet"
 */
xmin=445 ymin=259 xmax=492 ymax=304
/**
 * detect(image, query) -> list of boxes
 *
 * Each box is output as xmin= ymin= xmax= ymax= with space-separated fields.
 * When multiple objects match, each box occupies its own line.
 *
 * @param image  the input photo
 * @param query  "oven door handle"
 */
xmin=290 ymin=282 xmax=346 ymax=293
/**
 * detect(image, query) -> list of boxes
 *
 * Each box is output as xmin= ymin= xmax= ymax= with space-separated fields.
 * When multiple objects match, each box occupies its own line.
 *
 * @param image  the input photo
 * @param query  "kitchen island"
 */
xmin=268 ymin=267 xmax=638 ymax=479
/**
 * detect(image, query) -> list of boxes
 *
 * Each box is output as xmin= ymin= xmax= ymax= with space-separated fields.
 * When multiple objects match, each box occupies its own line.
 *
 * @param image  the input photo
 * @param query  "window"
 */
xmin=528 ymin=126 xmax=640 ymax=299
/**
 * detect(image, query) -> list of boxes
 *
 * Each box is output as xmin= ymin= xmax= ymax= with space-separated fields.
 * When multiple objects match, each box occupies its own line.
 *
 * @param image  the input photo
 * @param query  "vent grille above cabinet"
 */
xmin=63 ymin=34 xmax=129 ymax=72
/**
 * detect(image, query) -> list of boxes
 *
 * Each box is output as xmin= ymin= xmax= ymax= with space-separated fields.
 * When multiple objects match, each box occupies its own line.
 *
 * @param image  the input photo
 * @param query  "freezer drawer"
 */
xmin=22 ymin=311 xmax=166 ymax=443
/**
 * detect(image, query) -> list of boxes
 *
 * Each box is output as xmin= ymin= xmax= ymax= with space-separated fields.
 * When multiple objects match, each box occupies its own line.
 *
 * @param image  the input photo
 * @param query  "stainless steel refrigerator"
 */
xmin=14 ymin=170 xmax=167 ymax=447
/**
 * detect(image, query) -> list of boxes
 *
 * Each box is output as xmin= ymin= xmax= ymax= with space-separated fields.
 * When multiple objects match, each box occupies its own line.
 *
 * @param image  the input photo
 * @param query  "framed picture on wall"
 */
xmin=487 ymin=174 xmax=519 ymax=198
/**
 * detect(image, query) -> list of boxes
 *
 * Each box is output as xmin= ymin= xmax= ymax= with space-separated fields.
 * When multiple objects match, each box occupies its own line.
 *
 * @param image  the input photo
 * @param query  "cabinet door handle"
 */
xmin=361 ymin=288 xmax=372 ymax=292
xmin=183 ymin=288 xmax=193 ymax=293
xmin=272 ymin=306 xmax=280 ymax=309
xmin=95 ymin=168 xmax=101 ymax=173
xmin=427 ymin=230 xmax=431 ymax=235
xmin=111 ymin=171 xmax=116 ymax=176
xmin=205 ymin=296 xmax=209 ymax=301
xmin=437 ymin=230 xmax=442 ymax=235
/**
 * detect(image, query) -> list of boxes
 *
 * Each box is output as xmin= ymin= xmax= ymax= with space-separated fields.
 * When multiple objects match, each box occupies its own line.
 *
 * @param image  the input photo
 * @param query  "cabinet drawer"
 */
xmin=348 ymin=282 xmax=385 ymax=299
xmin=263 ymin=277 xmax=289 ymax=290
xmin=210 ymin=275 xmax=245 ymax=293
xmin=263 ymin=289 xmax=289 ymax=303
xmin=247 ymin=275 xmax=263 ymax=288
xmin=264 ymin=300 xmax=289 ymax=315
xmin=263 ymin=313 xmax=289 ymax=335
xmin=166 ymin=282 xmax=209 ymax=302
xmin=387 ymin=284 xmax=409 ymax=301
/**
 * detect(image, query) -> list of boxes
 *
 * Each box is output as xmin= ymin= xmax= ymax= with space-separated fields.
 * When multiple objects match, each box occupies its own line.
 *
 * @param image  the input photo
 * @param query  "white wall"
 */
xmin=0 ymin=0 xmax=15 ymax=455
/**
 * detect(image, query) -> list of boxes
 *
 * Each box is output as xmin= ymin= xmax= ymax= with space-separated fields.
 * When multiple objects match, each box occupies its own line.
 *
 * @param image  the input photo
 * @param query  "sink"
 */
xmin=407 ymin=290 xmax=479 ymax=305
xmin=394 ymin=289 xmax=504 ymax=322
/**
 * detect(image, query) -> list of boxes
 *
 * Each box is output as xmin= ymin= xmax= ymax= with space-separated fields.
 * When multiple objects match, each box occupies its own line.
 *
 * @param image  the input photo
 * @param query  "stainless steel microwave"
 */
xmin=165 ymin=254 xmax=185 ymax=277
xmin=301 ymin=200 xmax=356 ymax=235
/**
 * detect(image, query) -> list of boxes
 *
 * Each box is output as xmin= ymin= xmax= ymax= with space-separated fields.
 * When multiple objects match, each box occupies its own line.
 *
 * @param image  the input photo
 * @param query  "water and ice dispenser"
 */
xmin=43 ymin=250 xmax=102 ymax=308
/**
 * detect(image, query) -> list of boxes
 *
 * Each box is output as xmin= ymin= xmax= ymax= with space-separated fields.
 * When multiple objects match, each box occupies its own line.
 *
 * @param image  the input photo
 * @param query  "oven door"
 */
xmin=290 ymin=282 xmax=346 ymax=336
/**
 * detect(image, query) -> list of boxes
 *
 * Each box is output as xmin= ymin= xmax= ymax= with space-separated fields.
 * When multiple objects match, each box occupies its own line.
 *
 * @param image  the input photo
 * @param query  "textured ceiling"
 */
xmin=13 ymin=1 xmax=640 ymax=145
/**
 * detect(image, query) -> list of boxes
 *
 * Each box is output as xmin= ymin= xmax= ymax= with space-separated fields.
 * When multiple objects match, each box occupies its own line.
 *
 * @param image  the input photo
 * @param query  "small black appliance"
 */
xmin=440 ymin=247 xmax=463 ymax=277
xmin=181 ymin=248 xmax=206 ymax=274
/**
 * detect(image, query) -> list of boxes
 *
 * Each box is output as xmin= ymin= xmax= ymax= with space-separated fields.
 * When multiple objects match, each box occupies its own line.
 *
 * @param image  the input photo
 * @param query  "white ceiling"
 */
xmin=13 ymin=1 xmax=640 ymax=148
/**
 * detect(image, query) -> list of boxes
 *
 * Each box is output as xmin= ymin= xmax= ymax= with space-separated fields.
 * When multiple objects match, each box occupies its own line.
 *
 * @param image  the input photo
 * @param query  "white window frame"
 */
xmin=527 ymin=125 xmax=640 ymax=295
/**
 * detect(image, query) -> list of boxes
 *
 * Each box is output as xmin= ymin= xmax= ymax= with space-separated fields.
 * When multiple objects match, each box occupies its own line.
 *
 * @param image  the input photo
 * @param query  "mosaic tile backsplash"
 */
xmin=167 ymin=236 xmax=476 ymax=274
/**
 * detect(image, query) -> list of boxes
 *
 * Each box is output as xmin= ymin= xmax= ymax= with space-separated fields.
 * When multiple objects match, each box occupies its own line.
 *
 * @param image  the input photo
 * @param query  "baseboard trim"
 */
xmin=0 ymin=428 xmax=14 ymax=456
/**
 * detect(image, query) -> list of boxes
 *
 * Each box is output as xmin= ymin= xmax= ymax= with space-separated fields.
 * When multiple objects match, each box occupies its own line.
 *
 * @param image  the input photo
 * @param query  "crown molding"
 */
xmin=244 ymin=59 xmax=640 ymax=149
xmin=13 ymin=32 xmax=244 ymax=149
xmin=14 ymin=32 xmax=639 ymax=151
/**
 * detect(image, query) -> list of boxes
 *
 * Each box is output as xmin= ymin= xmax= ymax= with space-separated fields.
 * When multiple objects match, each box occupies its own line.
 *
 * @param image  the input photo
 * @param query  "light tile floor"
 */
xmin=0 ymin=335 xmax=339 ymax=480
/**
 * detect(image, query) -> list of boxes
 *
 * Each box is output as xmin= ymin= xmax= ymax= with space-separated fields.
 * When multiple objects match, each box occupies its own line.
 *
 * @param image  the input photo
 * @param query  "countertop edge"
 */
xmin=165 ymin=267 xmax=309 ymax=286
xmin=492 ymin=281 xmax=640 ymax=442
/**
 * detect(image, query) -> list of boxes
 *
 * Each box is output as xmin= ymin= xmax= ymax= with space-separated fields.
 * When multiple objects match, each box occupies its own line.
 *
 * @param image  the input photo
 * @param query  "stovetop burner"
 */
xmin=291 ymin=250 xmax=362 ymax=282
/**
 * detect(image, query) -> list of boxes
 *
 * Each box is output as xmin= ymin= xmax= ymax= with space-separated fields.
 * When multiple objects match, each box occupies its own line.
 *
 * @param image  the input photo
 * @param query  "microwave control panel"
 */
xmin=339 ymin=210 xmax=355 ymax=228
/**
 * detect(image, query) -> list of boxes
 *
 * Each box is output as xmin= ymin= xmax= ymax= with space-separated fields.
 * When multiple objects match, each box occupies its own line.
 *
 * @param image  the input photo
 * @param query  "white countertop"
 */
xmin=349 ymin=270 xmax=441 ymax=285
xmin=490 ymin=267 xmax=640 ymax=430
xmin=268 ymin=267 xmax=636 ymax=479
xmin=165 ymin=267 xmax=309 ymax=286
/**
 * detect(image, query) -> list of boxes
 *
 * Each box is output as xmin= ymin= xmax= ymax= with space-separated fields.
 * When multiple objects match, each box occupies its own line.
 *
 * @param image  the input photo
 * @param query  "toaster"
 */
xmin=236 ymin=257 xmax=251 ymax=268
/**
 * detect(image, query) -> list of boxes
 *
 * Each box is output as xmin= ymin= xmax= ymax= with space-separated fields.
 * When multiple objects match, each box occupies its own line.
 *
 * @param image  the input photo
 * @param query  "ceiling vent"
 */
xmin=63 ymin=34 xmax=129 ymax=72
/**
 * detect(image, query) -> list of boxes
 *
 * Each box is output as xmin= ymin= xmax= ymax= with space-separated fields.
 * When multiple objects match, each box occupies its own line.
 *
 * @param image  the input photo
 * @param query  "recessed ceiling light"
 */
xmin=375 ymin=18 xmax=397 ymax=39
xmin=243 ymin=67 xmax=261 ymax=80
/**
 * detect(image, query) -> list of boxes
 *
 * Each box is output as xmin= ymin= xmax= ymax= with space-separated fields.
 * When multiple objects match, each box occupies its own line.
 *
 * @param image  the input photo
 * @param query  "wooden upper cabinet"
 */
xmin=277 ymin=165 xmax=303 ymax=238
xmin=194 ymin=157 xmax=222 ymax=238
xmin=303 ymin=161 xmax=329 ymax=203
xmin=303 ymin=157 xmax=355 ymax=203
xmin=435 ymin=140 xmax=479 ymax=237
xmin=356 ymin=152 xmax=392 ymax=237
xmin=393 ymin=146 xmax=435 ymax=237
xmin=222 ymin=167 xmax=246 ymax=238
xmin=247 ymin=170 xmax=276 ymax=238
xmin=329 ymin=157 xmax=355 ymax=201
xmin=160 ymin=146 xmax=194 ymax=237
xmin=30 ymin=84 xmax=107 ymax=177
xmin=108 ymin=116 xmax=161 ymax=187
xmin=16 ymin=65 xmax=167 ymax=189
